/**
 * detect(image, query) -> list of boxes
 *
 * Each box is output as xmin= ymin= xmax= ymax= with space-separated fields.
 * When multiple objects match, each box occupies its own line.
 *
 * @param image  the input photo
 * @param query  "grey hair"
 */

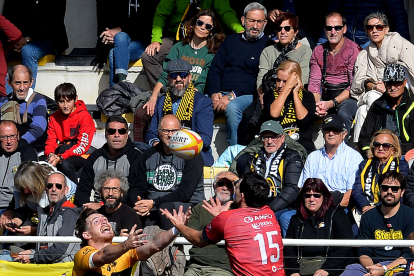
xmin=94 ymin=169 xmax=129 ymax=193
xmin=364 ymin=12 xmax=389 ymax=29
xmin=243 ymin=2 xmax=267 ymax=18
xmin=48 ymin=171 xmax=68 ymax=187
xmin=213 ymin=171 xmax=230 ymax=189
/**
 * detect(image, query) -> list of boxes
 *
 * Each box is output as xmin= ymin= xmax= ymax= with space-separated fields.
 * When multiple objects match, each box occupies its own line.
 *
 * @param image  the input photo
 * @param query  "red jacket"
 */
xmin=45 ymin=100 xmax=96 ymax=159
xmin=0 ymin=15 xmax=22 ymax=96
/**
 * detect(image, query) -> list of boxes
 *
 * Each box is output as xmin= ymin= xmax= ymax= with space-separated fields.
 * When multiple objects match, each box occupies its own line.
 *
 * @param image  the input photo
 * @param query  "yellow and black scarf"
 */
xmin=273 ymin=88 xmax=303 ymax=127
xmin=163 ymin=82 xmax=195 ymax=128
xmin=361 ymin=157 xmax=400 ymax=203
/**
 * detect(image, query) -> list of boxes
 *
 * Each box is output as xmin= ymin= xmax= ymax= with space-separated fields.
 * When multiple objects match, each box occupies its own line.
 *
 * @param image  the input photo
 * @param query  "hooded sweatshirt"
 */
xmin=45 ymin=100 xmax=96 ymax=159
xmin=75 ymin=138 xmax=142 ymax=207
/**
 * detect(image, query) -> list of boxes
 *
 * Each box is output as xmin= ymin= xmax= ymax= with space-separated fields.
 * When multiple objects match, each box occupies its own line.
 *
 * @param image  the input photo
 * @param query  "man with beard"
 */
xmin=308 ymin=12 xmax=360 ymax=136
xmin=184 ymin=171 xmax=235 ymax=276
xmin=161 ymin=172 xmax=285 ymax=276
xmin=146 ymin=59 xmax=214 ymax=166
xmin=341 ymin=171 xmax=414 ymax=276
xmin=132 ymin=114 xmax=204 ymax=229
xmin=206 ymin=2 xmax=273 ymax=146
xmin=96 ymin=170 xmax=142 ymax=236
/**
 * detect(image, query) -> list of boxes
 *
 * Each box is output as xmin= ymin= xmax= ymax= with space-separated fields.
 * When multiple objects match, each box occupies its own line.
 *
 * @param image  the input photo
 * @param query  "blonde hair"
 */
xmin=276 ymin=60 xmax=302 ymax=79
xmin=14 ymin=161 xmax=54 ymax=205
xmin=368 ymin=129 xmax=401 ymax=159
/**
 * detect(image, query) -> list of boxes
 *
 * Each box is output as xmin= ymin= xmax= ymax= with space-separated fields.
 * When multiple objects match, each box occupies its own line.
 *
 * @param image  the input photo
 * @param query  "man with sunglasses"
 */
xmin=206 ymin=2 xmax=273 ymax=146
xmin=146 ymin=59 xmax=214 ymax=166
xmin=132 ymin=114 xmax=204 ymax=229
xmin=75 ymin=115 xmax=142 ymax=208
xmin=358 ymin=63 xmax=414 ymax=157
xmin=342 ymin=171 xmax=414 ymax=276
xmin=8 ymin=172 xmax=80 ymax=264
xmin=309 ymin=12 xmax=361 ymax=138
xmin=0 ymin=120 xmax=38 ymax=228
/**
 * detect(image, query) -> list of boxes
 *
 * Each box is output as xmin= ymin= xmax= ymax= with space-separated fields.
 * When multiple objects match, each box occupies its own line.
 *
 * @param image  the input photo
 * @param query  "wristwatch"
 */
xmin=25 ymin=37 xmax=31 ymax=44
xmin=228 ymin=93 xmax=235 ymax=101
xmin=332 ymin=98 xmax=339 ymax=108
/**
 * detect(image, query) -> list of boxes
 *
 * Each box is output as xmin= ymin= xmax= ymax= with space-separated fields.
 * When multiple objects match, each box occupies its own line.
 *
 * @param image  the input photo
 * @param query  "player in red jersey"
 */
xmin=161 ymin=172 xmax=285 ymax=276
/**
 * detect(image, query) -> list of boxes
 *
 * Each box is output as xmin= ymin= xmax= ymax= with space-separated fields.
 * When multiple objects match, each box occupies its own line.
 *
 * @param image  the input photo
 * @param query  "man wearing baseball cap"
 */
xmin=299 ymin=114 xmax=363 ymax=207
xmin=358 ymin=63 xmax=414 ymax=156
xmin=145 ymin=59 xmax=214 ymax=166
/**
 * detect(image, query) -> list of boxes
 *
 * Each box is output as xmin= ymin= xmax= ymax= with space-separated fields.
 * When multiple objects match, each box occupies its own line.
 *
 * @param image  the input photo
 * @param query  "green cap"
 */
xmin=259 ymin=120 xmax=284 ymax=135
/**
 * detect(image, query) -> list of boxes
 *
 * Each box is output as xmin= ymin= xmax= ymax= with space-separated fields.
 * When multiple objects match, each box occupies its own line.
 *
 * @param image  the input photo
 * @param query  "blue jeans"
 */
xmin=6 ymin=40 xmax=53 ymax=94
xmin=341 ymin=261 xmax=405 ymax=276
xmin=224 ymin=94 xmax=253 ymax=146
xmin=278 ymin=210 xmax=296 ymax=238
xmin=108 ymin=32 xmax=146 ymax=86
xmin=0 ymin=250 xmax=13 ymax=261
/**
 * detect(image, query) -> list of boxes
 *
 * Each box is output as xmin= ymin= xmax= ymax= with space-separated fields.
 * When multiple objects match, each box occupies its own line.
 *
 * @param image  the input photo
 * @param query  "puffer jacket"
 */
xmin=324 ymin=0 xmax=410 ymax=46
xmin=351 ymin=32 xmax=414 ymax=101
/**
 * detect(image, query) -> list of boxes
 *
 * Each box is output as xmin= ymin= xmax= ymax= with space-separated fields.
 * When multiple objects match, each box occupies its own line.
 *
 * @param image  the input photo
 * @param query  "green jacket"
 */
xmin=158 ymin=42 xmax=214 ymax=94
xmin=151 ymin=0 xmax=244 ymax=43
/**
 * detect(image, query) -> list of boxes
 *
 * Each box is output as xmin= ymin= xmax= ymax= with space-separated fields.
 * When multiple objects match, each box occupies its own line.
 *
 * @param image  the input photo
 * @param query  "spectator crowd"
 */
xmin=1 ymin=0 xmax=414 ymax=275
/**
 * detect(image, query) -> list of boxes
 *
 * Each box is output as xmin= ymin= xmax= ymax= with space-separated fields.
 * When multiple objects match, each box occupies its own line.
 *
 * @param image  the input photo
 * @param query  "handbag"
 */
xmin=321 ymin=47 xmax=350 ymax=101
xmin=298 ymin=257 xmax=326 ymax=275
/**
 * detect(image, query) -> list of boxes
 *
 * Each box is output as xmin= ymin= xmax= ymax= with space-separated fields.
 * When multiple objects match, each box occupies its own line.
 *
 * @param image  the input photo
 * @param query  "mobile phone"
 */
xmin=6 ymin=222 xmax=20 ymax=229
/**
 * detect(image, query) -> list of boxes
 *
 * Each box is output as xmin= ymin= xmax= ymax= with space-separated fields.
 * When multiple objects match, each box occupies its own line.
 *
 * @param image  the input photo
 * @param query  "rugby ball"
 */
xmin=169 ymin=129 xmax=203 ymax=159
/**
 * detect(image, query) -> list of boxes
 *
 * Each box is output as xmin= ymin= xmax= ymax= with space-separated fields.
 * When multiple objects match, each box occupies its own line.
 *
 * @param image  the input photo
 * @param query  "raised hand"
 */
xmin=202 ymin=197 xmax=231 ymax=217
xmin=122 ymin=225 xmax=148 ymax=250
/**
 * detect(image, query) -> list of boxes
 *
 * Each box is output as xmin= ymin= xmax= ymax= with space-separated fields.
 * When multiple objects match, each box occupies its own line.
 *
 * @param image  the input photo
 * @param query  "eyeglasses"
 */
xmin=196 ymin=19 xmax=213 ymax=31
xmin=102 ymin=187 xmax=121 ymax=194
xmin=47 ymin=183 xmax=63 ymax=190
xmin=216 ymin=181 xmax=233 ymax=189
xmin=380 ymin=184 xmax=401 ymax=193
xmin=261 ymin=134 xmax=283 ymax=142
xmin=169 ymin=72 xmax=189 ymax=79
xmin=158 ymin=128 xmax=180 ymax=135
xmin=373 ymin=142 xmax=394 ymax=151
xmin=304 ymin=193 xmax=322 ymax=199
xmin=106 ymin=128 xmax=128 ymax=135
xmin=245 ymin=17 xmax=267 ymax=25
xmin=324 ymin=25 xmax=344 ymax=32
xmin=0 ymin=134 xmax=18 ymax=142
xmin=276 ymin=25 xmax=294 ymax=32
xmin=365 ymin=24 xmax=386 ymax=32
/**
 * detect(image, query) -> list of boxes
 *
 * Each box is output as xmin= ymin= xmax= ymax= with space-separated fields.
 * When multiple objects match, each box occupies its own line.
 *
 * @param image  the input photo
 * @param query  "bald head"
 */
xmin=158 ymin=115 xmax=182 ymax=149
xmin=0 ymin=120 xmax=19 ymax=153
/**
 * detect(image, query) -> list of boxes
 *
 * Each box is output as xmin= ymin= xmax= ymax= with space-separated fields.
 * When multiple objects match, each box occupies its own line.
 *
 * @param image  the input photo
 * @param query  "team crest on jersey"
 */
xmin=12 ymin=165 xmax=19 ymax=174
xmin=152 ymin=165 xmax=177 ymax=191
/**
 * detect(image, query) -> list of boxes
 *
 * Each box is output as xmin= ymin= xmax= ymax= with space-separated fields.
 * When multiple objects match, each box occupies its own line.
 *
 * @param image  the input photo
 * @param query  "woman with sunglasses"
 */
xmin=284 ymin=178 xmax=353 ymax=276
xmin=351 ymin=12 xmax=414 ymax=143
xmin=352 ymin=129 xmax=408 ymax=223
xmin=3 ymin=161 xmax=76 ymax=234
xmin=133 ymin=9 xmax=224 ymax=142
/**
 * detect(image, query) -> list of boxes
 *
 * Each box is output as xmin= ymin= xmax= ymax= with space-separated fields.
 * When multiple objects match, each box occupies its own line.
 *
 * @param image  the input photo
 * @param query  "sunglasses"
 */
xmin=385 ymin=81 xmax=405 ymax=87
xmin=47 ymin=183 xmax=63 ymax=190
xmin=169 ymin=72 xmax=189 ymax=79
xmin=373 ymin=142 xmax=394 ymax=151
xmin=196 ymin=19 xmax=213 ymax=31
xmin=365 ymin=24 xmax=386 ymax=32
xmin=304 ymin=193 xmax=322 ymax=199
xmin=380 ymin=184 xmax=401 ymax=193
xmin=106 ymin=128 xmax=128 ymax=135
xmin=324 ymin=25 xmax=344 ymax=32
xmin=216 ymin=181 xmax=233 ymax=188
xmin=276 ymin=25 xmax=294 ymax=32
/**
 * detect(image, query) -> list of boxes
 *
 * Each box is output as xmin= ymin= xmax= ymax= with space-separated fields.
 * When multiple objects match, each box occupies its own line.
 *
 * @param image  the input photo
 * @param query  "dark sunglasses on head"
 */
xmin=47 ymin=183 xmax=63 ymax=190
xmin=324 ymin=25 xmax=344 ymax=32
xmin=216 ymin=181 xmax=233 ymax=188
xmin=304 ymin=193 xmax=322 ymax=199
xmin=169 ymin=72 xmax=189 ymax=79
xmin=365 ymin=24 xmax=386 ymax=32
xmin=373 ymin=142 xmax=394 ymax=151
xmin=106 ymin=128 xmax=128 ymax=135
xmin=380 ymin=184 xmax=401 ymax=193
xmin=196 ymin=19 xmax=213 ymax=31
xmin=276 ymin=25 xmax=294 ymax=32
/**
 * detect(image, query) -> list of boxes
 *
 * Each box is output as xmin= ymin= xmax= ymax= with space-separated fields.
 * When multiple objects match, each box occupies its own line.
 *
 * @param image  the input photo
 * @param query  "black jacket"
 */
xmin=4 ymin=0 xmax=68 ymax=52
xmin=236 ymin=144 xmax=303 ymax=212
xmin=284 ymin=205 xmax=354 ymax=276
xmin=359 ymin=88 xmax=414 ymax=155
xmin=75 ymin=138 xmax=142 ymax=207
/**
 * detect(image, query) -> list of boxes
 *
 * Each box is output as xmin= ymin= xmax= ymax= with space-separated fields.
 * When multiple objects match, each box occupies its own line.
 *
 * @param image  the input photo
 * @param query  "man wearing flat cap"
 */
xmin=300 ymin=114 xmax=363 ymax=207
xmin=146 ymin=59 xmax=214 ymax=166
xmin=359 ymin=63 xmax=414 ymax=156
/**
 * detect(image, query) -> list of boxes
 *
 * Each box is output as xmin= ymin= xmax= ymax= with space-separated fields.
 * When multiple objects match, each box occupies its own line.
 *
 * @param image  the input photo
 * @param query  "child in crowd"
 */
xmin=45 ymin=83 xmax=96 ymax=184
